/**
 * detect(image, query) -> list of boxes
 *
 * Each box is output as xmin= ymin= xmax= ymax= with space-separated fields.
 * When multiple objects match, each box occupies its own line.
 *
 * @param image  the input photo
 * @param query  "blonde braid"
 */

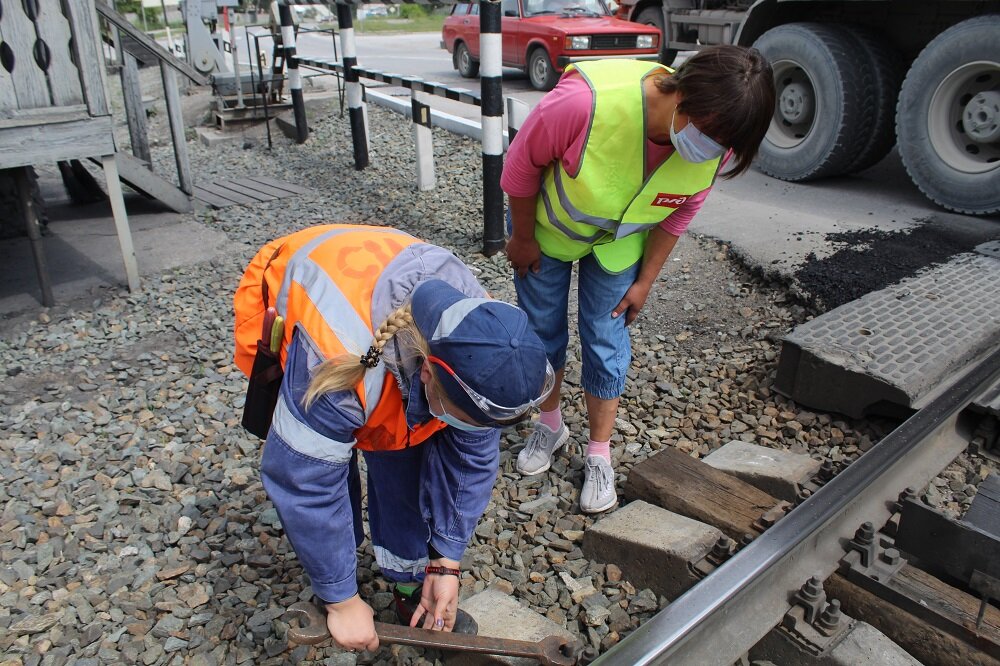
xmin=303 ymin=304 xmax=424 ymax=410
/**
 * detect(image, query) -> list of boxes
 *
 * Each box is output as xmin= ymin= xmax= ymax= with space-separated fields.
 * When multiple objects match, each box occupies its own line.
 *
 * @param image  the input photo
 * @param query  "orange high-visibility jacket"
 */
xmin=234 ymin=224 xmax=447 ymax=451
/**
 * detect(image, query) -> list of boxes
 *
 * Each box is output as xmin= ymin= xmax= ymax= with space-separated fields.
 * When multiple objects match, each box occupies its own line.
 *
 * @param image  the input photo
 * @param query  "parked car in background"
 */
xmin=441 ymin=0 xmax=660 ymax=90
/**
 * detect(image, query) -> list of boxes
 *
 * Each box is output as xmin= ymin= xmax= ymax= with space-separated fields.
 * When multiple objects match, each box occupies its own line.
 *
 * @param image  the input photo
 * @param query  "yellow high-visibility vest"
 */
xmin=535 ymin=59 xmax=722 ymax=273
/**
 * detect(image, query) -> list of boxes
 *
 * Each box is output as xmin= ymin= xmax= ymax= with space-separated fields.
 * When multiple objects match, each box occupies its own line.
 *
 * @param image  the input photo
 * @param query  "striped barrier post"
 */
xmin=277 ymin=2 xmax=308 ymax=143
xmin=480 ymin=0 xmax=504 ymax=256
xmin=411 ymin=86 xmax=436 ymax=191
xmin=336 ymin=1 xmax=369 ymax=170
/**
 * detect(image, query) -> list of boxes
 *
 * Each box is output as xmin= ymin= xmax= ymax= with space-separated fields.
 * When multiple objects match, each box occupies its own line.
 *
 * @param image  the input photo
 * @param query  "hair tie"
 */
xmin=359 ymin=345 xmax=383 ymax=368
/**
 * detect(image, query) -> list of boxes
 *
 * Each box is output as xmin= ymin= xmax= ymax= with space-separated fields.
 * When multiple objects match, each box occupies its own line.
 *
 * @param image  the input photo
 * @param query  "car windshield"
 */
xmin=523 ymin=0 xmax=608 ymax=18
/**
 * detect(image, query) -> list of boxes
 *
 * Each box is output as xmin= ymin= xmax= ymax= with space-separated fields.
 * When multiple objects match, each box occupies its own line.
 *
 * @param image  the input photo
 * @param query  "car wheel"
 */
xmin=752 ymin=23 xmax=874 ymax=181
xmin=635 ymin=6 xmax=677 ymax=67
xmin=455 ymin=42 xmax=479 ymax=78
xmin=896 ymin=14 xmax=1000 ymax=215
xmin=839 ymin=29 xmax=905 ymax=174
xmin=528 ymin=48 xmax=558 ymax=91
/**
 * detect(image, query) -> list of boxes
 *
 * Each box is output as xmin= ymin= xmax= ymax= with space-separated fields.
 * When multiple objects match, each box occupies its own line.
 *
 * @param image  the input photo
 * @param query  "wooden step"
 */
xmin=90 ymin=153 xmax=192 ymax=213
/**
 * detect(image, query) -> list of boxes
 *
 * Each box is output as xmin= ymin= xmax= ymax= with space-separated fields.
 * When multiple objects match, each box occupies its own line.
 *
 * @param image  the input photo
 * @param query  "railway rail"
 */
xmin=595 ymin=346 xmax=1000 ymax=665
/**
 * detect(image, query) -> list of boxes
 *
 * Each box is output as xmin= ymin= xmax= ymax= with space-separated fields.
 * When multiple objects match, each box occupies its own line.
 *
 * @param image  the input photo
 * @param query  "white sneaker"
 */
xmin=580 ymin=455 xmax=617 ymax=514
xmin=516 ymin=422 xmax=569 ymax=476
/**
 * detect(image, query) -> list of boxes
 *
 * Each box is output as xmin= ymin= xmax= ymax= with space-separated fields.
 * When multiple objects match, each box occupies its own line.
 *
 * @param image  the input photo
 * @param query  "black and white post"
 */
xmin=411 ymin=84 xmax=435 ymax=191
xmin=479 ymin=0 xmax=504 ymax=256
xmin=278 ymin=2 xmax=308 ymax=143
xmin=337 ymin=1 xmax=369 ymax=170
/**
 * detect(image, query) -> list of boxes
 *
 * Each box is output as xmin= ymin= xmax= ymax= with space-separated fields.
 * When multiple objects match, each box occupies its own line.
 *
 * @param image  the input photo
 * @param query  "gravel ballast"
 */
xmin=1 ymin=89 xmax=996 ymax=666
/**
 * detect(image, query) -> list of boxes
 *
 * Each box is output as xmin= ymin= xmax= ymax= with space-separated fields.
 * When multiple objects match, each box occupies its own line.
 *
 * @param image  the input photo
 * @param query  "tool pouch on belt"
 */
xmin=242 ymin=340 xmax=283 ymax=439
xmin=236 ymin=243 xmax=287 ymax=440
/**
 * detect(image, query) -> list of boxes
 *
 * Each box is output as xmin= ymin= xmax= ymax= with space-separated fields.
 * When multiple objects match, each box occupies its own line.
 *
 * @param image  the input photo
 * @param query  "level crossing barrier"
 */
xmin=272 ymin=0 xmax=511 ymax=256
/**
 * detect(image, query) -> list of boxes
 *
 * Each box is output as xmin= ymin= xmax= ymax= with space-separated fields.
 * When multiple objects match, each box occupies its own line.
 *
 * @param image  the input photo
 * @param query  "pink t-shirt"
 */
xmin=501 ymin=72 xmax=727 ymax=237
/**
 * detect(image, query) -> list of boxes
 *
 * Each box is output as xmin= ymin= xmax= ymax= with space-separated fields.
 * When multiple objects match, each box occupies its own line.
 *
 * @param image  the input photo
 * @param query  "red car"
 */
xmin=441 ymin=0 xmax=661 ymax=91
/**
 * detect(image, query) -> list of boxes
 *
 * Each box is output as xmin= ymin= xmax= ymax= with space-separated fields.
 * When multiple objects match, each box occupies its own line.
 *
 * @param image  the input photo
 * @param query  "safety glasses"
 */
xmin=427 ymin=355 xmax=556 ymax=424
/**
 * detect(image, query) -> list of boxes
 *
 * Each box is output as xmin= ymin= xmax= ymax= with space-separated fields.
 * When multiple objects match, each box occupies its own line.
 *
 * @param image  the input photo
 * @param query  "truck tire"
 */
xmin=752 ymin=23 xmax=874 ymax=181
xmin=896 ymin=15 xmax=1000 ymax=216
xmin=842 ymin=29 xmax=905 ymax=174
xmin=528 ymin=47 xmax=558 ymax=91
xmin=636 ymin=6 xmax=677 ymax=67
xmin=455 ymin=42 xmax=479 ymax=79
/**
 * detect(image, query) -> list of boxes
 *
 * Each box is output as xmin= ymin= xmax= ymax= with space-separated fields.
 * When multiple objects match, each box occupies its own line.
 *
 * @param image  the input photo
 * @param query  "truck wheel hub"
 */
xmin=779 ymin=82 xmax=812 ymax=124
xmin=962 ymin=90 xmax=1000 ymax=144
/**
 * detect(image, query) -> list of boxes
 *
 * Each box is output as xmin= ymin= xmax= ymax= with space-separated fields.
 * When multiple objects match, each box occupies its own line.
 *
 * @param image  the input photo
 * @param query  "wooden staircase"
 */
xmin=94 ymin=1 xmax=208 ymax=214
xmin=89 ymin=153 xmax=193 ymax=213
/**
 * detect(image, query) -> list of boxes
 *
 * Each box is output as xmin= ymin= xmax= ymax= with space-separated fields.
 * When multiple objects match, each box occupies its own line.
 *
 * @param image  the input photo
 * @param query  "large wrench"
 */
xmin=283 ymin=601 xmax=597 ymax=666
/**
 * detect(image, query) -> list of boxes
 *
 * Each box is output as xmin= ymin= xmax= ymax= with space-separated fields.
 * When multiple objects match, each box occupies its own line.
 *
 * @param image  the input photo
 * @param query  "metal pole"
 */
xmin=245 ymin=27 xmax=258 ymax=121
xmin=336 ymin=1 xmax=369 ymax=169
xmin=479 ymin=0 xmax=504 ymax=256
xmin=254 ymin=32 xmax=273 ymax=150
xmin=160 ymin=0 xmax=174 ymax=53
xmin=276 ymin=2 xmax=307 ymax=143
xmin=222 ymin=7 xmax=246 ymax=109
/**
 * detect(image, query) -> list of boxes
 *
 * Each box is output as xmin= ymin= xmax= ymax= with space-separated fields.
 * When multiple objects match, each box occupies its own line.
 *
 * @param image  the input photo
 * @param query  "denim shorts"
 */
xmin=513 ymin=251 xmax=639 ymax=400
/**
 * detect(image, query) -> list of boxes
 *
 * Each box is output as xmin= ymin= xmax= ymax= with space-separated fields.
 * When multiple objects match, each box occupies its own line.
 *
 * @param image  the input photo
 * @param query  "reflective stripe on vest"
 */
xmin=278 ymin=225 xmax=414 ymax=417
xmin=535 ymin=59 xmax=722 ymax=273
xmin=271 ymin=392 xmax=355 ymax=464
xmin=235 ymin=224 xmax=447 ymax=452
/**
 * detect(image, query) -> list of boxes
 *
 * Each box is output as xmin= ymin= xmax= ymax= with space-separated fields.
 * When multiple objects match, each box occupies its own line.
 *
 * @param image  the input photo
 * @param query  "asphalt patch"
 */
xmin=796 ymin=220 xmax=1000 ymax=310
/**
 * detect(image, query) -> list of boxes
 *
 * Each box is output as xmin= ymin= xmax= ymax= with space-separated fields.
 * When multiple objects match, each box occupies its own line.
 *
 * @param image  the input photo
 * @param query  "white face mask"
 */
xmin=426 ymin=385 xmax=493 ymax=433
xmin=669 ymin=109 xmax=726 ymax=163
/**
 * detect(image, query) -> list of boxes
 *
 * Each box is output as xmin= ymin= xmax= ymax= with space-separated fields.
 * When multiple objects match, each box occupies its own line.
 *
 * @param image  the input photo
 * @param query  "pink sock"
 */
xmin=586 ymin=440 xmax=612 ymax=462
xmin=539 ymin=407 xmax=562 ymax=431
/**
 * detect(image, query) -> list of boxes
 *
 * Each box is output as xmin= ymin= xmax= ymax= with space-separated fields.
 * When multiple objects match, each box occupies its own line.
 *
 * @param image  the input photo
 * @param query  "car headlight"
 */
xmin=636 ymin=35 xmax=656 ymax=49
xmin=567 ymin=35 xmax=591 ymax=50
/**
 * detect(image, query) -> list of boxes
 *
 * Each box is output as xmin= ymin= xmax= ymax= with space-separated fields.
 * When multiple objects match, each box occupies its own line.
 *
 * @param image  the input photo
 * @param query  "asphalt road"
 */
xmin=242 ymin=28 xmax=1000 ymax=285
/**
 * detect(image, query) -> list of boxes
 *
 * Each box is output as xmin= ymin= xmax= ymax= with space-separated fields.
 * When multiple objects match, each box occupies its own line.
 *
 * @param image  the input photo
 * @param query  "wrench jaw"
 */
xmin=284 ymin=601 xmax=331 ymax=646
xmin=567 ymin=642 xmax=600 ymax=665
xmin=536 ymin=635 xmax=581 ymax=666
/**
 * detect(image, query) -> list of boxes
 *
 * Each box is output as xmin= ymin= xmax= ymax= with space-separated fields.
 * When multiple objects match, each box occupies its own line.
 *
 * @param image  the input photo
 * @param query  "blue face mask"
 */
xmin=669 ymin=109 xmax=726 ymax=163
xmin=426 ymin=385 xmax=494 ymax=433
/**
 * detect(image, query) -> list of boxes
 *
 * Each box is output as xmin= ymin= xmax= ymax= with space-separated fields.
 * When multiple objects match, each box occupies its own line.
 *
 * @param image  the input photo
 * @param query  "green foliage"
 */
xmin=114 ymin=0 xmax=143 ymax=13
xmin=399 ymin=4 xmax=428 ymax=19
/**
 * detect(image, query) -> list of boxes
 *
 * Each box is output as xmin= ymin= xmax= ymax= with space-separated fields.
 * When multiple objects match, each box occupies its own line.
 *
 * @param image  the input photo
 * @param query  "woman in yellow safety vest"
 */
xmin=502 ymin=46 xmax=775 ymax=513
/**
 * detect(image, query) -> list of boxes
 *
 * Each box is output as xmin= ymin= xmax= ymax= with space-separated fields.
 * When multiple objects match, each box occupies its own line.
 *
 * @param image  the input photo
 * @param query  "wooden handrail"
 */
xmin=94 ymin=0 xmax=209 ymax=86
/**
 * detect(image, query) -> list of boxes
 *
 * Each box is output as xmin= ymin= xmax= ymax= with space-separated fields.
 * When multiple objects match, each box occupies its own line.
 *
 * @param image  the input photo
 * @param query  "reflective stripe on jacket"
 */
xmin=234 ymin=224 xmax=448 ymax=451
xmin=535 ymin=59 xmax=722 ymax=273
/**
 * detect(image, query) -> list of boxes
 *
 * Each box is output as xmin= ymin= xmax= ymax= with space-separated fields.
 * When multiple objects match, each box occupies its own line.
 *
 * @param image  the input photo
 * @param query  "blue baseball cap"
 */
xmin=411 ymin=280 xmax=551 ymax=426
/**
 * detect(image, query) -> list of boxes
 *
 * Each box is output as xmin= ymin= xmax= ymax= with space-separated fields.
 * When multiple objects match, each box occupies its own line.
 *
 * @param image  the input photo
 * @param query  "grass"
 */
xmin=349 ymin=13 xmax=447 ymax=34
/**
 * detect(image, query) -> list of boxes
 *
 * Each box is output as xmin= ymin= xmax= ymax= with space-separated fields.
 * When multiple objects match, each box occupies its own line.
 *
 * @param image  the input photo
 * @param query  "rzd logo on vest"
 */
xmin=651 ymin=193 xmax=689 ymax=208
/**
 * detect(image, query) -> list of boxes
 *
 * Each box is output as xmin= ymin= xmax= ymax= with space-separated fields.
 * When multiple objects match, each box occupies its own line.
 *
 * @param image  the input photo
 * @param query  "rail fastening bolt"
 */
xmin=853 ymin=522 xmax=875 ymax=546
xmin=882 ymin=547 xmax=901 ymax=566
xmin=799 ymin=575 xmax=824 ymax=602
xmin=817 ymin=599 xmax=843 ymax=633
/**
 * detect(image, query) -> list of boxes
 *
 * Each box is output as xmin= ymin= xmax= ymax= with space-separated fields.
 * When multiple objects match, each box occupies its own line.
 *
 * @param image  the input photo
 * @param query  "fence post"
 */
xmin=411 ymin=87 xmax=436 ymax=191
xmin=336 ymin=1 xmax=369 ymax=170
xmin=506 ymin=96 xmax=531 ymax=146
xmin=278 ymin=2 xmax=308 ymax=143
xmin=480 ymin=0 xmax=504 ymax=256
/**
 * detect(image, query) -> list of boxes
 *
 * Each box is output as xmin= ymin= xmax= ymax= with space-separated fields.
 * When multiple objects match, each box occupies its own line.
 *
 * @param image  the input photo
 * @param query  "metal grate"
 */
xmin=591 ymin=34 xmax=639 ymax=49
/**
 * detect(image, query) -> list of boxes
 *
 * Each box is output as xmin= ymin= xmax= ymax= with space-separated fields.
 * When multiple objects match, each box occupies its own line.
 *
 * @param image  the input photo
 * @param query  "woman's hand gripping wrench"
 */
xmin=284 ymin=600 xmax=597 ymax=666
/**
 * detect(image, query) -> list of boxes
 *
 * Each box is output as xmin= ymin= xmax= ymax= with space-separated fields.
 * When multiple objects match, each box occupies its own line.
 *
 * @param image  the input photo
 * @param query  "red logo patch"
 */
xmin=651 ymin=193 xmax=689 ymax=208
